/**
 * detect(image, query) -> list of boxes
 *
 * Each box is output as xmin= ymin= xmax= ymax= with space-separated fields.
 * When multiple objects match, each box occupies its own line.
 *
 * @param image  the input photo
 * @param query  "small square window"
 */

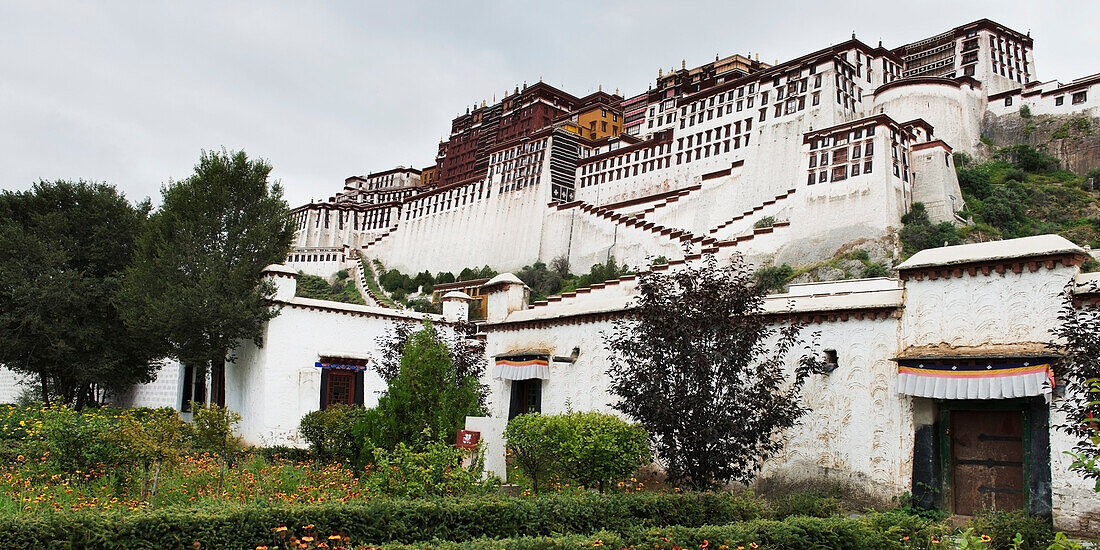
xmin=1073 ymin=91 xmax=1087 ymax=104
xmin=1055 ymin=96 xmax=1065 ymax=106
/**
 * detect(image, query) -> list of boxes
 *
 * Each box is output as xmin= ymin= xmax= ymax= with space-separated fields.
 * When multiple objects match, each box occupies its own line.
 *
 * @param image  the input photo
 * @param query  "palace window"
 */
xmin=832 ymin=165 xmax=847 ymax=181
xmin=1073 ymin=91 xmax=1088 ymax=104
xmin=1055 ymin=95 xmax=1064 ymax=106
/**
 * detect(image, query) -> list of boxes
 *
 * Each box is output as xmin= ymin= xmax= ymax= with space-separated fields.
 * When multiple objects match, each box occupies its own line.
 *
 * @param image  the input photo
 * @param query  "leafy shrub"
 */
xmin=1019 ymin=104 xmax=1032 ymax=118
xmin=298 ymin=404 xmax=369 ymax=463
xmin=252 ymin=445 xmax=313 ymax=463
xmin=767 ymin=491 xmax=841 ymax=519
xmin=999 ymin=144 xmax=1060 ymax=173
xmin=862 ymin=262 xmax=891 ymax=278
xmin=753 ymin=263 xmax=793 ymax=293
xmin=968 ymin=510 xmax=1054 ymax=549
xmin=39 ymin=406 xmax=131 ymax=476
xmin=361 ymin=441 xmax=499 ymax=498
xmin=355 ymin=322 xmax=485 ymax=452
xmin=0 ymin=492 xmax=801 ymax=548
xmin=753 ymin=216 xmax=776 ymax=229
xmin=190 ymin=403 xmax=243 ymax=471
xmin=503 ymin=413 xmax=558 ymax=492
xmin=505 ymin=412 xmax=651 ymax=493
xmin=899 ymin=203 xmax=960 ymax=256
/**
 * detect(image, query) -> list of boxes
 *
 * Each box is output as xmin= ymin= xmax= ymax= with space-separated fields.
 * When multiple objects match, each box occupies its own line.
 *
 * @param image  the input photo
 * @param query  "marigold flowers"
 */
xmin=981 ymin=535 xmax=991 ymax=542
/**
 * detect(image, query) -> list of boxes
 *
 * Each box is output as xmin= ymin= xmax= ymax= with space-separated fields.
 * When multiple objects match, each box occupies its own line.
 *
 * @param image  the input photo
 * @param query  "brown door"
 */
xmin=951 ymin=410 xmax=1025 ymax=515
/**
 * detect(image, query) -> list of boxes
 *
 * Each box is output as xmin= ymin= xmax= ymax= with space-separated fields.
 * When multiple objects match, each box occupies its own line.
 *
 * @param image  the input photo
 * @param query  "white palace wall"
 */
xmin=225 ymin=270 xmax=451 ymax=446
xmin=871 ymin=79 xmax=987 ymax=156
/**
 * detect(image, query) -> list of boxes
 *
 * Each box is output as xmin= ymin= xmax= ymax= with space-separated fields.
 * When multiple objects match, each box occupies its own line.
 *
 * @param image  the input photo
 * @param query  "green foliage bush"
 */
xmin=0 ymin=503 xmax=949 ymax=550
xmin=753 ymin=216 xmax=776 ymax=229
xmin=899 ymin=203 xmax=960 ymax=257
xmin=862 ymin=262 xmax=891 ymax=278
xmin=968 ymin=510 xmax=1054 ymax=549
xmin=295 ymin=271 xmax=365 ymax=304
xmin=298 ymin=404 xmax=369 ymax=463
xmin=504 ymin=412 xmax=650 ymax=492
xmin=753 ymin=263 xmax=793 ymax=293
xmin=999 ymin=144 xmax=1060 ymax=173
xmin=361 ymin=441 xmax=499 ymax=498
xmin=355 ymin=322 xmax=485 ymax=452
xmin=766 ymin=491 xmax=841 ymax=519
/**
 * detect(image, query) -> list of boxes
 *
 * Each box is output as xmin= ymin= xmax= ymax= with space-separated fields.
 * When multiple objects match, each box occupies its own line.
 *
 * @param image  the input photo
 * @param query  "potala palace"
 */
xmin=7 ymin=18 xmax=1100 ymax=533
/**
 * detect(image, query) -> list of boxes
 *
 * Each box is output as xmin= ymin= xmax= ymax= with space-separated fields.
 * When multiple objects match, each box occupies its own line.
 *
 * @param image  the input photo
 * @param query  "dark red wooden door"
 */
xmin=951 ymin=410 xmax=1025 ymax=515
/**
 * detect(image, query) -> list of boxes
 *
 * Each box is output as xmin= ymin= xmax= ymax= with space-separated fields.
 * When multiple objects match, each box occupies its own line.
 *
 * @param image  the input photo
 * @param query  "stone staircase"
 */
xmin=707 ymin=188 xmax=797 ymax=236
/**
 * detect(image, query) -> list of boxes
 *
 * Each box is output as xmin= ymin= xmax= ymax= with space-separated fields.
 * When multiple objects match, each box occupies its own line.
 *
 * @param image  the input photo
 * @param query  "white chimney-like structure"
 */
xmin=441 ymin=290 xmax=473 ymax=322
xmin=481 ymin=273 xmax=530 ymax=322
xmin=262 ymin=264 xmax=299 ymax=301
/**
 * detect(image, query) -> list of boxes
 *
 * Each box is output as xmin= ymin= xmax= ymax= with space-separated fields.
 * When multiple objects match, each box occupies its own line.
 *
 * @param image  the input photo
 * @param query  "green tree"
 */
xmin=899 ymin=202 xmax=960 ymax=257
xmin=0 ymin=180 xmax=159 ymax=407
xmin=359 ymin=321 xmax=486 ymax=451
xmin=120 ymin=150 xmax=295 ymax=404
xmin=605 ymin=254 xmax=815 ymax=489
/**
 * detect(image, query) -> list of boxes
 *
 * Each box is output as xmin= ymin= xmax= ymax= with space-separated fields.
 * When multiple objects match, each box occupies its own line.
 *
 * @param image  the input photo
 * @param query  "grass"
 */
xmin=295 ymin=270 xmax=365 ymax=305
xmin=360 ymin=258 xmax=400 ymax=308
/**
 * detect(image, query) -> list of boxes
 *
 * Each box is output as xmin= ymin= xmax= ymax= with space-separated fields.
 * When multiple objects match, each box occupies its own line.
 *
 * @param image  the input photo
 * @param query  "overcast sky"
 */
xmin=2 ymin=1 xmax=1097 ymax=208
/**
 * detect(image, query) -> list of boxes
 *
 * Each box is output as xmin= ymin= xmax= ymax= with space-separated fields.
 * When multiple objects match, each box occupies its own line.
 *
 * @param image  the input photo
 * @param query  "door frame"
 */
xmin=935 ymin=397 xmax=1051 ymax=517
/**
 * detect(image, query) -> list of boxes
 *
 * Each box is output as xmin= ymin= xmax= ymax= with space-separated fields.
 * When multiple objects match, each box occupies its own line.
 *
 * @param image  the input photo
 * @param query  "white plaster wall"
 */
xmin=371 ymin=179 xmax=549 ymax=274
xmin=116 ymin=360 xmax=182 ymax=409
xmin=483 ymin=306 xmax=913 ymax=502
xmin=910 ymin=145 xmax=965 ymax=223
xmin=226 ymin=301 xmax=447 ymax=446
xmin=0 ymin=367 xmax=29 ymax=403
xmin=901 ymin=265 xmax=1094 ymax=532
xmin=871 ymin=81 xmax=986 ymax=155
xmin=757 ymin=316 xmax=912 ymax=501
xmin=900 ymin=267 xmax=1072 ymax=351
xmin=284 ymin=258 xmax=353 ymax=278
xmin=1049 ymin=402 xmax=1100 ymax=534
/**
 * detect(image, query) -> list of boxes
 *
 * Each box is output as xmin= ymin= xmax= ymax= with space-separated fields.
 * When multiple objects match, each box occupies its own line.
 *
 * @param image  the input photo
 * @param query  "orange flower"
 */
xmin=302 ymin=536 xmax=315 ymax=542
xmin=750 ymin=545 xmax=758 ymax=549
xmin=980 ymin=535 xmax=991 ymax=542
xmin=902 ymin=536 xmax=909 ymax=541
xmin=303 ymin=524 xmax=316 ymax=530
xmin=701 ymin=541 xmax=709 ymax=549
xmin=930 ymin=536 xmax=940 ymax=544
xmin=256 ymin=547 xmax=268 ymax=550
xmin=594 ymin=540 xmax=604 ymax=547
xmin=274 ymin=526 xmax=288 ymax=533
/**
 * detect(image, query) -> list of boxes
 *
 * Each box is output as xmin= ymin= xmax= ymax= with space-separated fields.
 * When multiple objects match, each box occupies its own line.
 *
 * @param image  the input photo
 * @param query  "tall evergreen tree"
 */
xmin=0 ymin=180 xmax=158 ymax=406
xmin=120 ymin=150 xmax=295 ymax=405
xmin=360 ymin=321 xmax=486 ymax=450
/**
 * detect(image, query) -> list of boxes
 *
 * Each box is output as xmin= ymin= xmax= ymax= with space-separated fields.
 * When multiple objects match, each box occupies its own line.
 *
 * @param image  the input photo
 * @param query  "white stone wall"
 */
xmin=116 ymin=361 xmax=183 ymax=409
xmin=0 ymin=367 xmax=29 ymax=403
xmin=900 ymin=267 xmax=1070 ymax=352
xmin=910 ymin=143 xmax=965 ymax=223
xmin=758 ymin=316 xmax=912 ymax=500
xmin=871 ymin=80 xmax=987 ymax=156
xmin=226 ymin=299 xmax=448 ymax=446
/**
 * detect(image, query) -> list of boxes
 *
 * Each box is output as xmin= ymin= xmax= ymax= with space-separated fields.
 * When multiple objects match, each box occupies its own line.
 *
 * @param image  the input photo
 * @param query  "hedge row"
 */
xmin=0 ymin=493 xmax=774 ymax=550
xmin=378 ymin=512 xmax=949 ymax=550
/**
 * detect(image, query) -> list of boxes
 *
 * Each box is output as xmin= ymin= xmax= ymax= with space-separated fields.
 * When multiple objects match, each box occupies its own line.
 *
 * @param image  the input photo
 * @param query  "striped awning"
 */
xmin=494 ymin=356 xmax=550 ymax=380
xmin=896 ymin=360 xmax=1054 ymax=400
